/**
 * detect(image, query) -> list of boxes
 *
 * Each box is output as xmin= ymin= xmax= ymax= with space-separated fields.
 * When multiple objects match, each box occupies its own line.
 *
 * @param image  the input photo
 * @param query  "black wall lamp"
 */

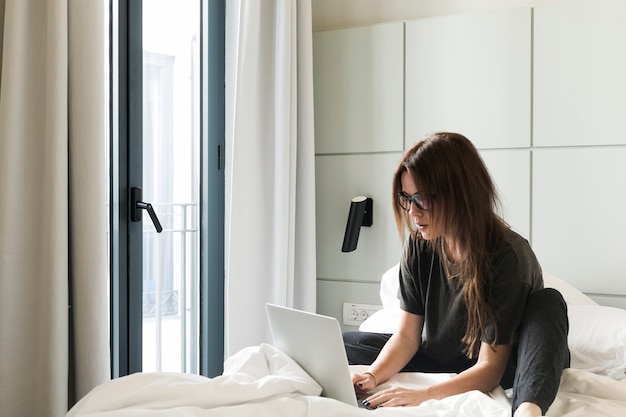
xmin=341 ymin=196 xmax=373 ymax=252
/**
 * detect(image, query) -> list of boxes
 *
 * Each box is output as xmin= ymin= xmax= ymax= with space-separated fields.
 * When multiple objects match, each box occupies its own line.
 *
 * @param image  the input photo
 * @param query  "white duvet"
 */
xmin=67 ymin=344 xmax=626 ymax=417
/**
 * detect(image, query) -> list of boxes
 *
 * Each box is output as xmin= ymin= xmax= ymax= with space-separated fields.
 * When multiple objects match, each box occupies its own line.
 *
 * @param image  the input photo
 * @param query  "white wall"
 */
xmin=313 ymin=0 xmax=626 ymax=328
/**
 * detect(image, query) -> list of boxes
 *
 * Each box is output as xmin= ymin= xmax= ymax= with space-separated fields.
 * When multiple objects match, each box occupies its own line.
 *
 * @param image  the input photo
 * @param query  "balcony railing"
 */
xmin=142 ymin=202 xmax=199 ymax=373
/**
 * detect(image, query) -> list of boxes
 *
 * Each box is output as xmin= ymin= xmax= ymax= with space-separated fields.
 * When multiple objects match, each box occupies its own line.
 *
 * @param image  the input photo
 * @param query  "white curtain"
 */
xmin=225 ymin=0 xmax=317 ymax=356
xmin=0 ymin=1 xmax=110 ymax=416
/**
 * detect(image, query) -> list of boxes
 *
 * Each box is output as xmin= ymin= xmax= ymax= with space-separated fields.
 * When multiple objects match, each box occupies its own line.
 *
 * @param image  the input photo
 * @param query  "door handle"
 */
xmin=131 ymin=187 xmax=163 ymax=233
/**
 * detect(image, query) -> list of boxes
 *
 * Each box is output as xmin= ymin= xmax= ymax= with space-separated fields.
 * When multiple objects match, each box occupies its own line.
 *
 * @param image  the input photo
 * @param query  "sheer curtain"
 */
xmin=224 ymin=0 xmax=317 ymax=355
xmin=0 ymin=1 xmax=109 ymax=416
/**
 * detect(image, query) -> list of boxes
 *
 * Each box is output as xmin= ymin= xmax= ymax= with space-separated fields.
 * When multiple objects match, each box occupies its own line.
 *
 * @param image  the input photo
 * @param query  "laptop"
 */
xmin=265 ymin=303 xmax=365 ymax=407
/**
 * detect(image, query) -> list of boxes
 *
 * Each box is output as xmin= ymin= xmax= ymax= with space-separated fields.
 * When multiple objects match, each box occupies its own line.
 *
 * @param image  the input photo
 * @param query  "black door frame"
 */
xmin=200 ymin=0 xmax=226 ymax=378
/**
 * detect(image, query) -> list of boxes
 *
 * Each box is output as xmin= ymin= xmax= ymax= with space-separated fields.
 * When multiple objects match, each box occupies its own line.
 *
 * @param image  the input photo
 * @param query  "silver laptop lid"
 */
xmin=265 ymin=303 xmax=359 ymax=407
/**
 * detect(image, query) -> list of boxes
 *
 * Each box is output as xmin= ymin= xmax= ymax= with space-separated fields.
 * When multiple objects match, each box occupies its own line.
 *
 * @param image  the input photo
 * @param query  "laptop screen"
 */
xmin=265 ymin=303 xmax=359 ymax=407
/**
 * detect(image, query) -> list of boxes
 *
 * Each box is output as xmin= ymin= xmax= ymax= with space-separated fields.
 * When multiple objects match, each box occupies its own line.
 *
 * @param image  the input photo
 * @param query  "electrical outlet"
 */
xmin=342 ymin=302 xmax=382 ymax=326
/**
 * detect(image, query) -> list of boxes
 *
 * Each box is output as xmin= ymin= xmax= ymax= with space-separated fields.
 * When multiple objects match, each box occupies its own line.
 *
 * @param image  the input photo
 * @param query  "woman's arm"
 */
xmin=363 ymin=341 xmax=512 ymax=408
xmin=352 ymin=311 xmax=424 ymax=391
xmin=430 ymin=342 xmax=513 ymax=397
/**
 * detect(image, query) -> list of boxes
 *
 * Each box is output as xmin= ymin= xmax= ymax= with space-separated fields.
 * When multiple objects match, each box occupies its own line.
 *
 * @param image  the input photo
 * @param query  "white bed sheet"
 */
xmin=67 ymin=343 xmax=626 ymax=417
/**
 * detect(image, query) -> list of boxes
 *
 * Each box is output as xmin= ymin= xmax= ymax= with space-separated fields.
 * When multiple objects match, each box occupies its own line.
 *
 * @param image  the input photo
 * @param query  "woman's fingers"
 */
xmin=353 ymin=373 xmax=376 ymax=392
xmin=364 ymin=387 xmax=425 ymax=408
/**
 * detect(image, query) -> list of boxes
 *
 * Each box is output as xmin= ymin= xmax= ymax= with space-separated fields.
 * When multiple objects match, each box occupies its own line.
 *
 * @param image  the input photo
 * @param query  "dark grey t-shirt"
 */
xmin=399 ymin=228 xmax=543 ymax=364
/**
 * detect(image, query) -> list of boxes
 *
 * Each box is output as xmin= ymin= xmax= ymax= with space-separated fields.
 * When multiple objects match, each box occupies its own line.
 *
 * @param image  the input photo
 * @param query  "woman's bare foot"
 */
xmin=514 ymin=402 xmax=543 ymax=417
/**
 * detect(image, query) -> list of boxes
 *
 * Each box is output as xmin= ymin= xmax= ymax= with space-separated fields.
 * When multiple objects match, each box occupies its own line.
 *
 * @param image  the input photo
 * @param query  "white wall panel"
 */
xmin=313 ymin=23 xmax=404 ymax=154
xmin=534 ymin=0 xmax=626 ymax=147
xmin=480 ymin=149 xmax=531 ymax=239
xmin=405 ymin=8 xmax=531 ymax=149
xmin=315 ymin=154 xmax=403 ymax=283
xmin=532 ymin=148 xmax=626 ymax=295
xmin=313 ymin=1 xmax=626 ymax=320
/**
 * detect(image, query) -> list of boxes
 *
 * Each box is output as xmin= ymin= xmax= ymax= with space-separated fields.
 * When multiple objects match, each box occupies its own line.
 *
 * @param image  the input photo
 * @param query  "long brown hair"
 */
xmin=392 ymin=132 xmax=508 ymax=357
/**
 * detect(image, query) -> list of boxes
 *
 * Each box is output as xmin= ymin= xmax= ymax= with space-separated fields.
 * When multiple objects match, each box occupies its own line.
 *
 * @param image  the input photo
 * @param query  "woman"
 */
xmin=344 ymin=133 xmax=570 ymax=417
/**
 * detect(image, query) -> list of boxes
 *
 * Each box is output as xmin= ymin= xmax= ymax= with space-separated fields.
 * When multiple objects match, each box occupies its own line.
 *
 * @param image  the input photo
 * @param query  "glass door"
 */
xmin=110 ymin=0 xmax=224 ymax=378
xmin=141 ymin=0 xmax=200 ymax=374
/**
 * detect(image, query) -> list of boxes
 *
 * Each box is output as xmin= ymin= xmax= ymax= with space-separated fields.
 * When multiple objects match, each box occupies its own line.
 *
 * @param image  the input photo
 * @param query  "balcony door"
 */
xmin=110 ymin=0 xmax=224 ymax=378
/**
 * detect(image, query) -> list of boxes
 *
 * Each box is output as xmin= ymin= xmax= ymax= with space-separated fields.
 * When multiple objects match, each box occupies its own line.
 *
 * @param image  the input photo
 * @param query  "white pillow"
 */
xmin=540 ymin=273 xmax=626 ymax=379
xmin=568 ymin=304 xmax=626 ymax=380
xmin=359 ymin=263 xmax=401 ymax=333
xmin=358 ymin=308 xmax=401 ymax=333
xmin=379 ymin=263 xmax=400 ymax=309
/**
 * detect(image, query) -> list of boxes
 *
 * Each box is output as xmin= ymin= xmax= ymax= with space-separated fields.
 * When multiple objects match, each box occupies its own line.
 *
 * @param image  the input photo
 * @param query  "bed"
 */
xmin=67 ymin=267 xmax=626 ymax=417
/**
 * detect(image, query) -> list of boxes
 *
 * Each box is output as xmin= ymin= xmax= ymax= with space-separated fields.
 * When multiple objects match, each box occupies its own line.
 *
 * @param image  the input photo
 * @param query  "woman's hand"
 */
xmin=362 ymin=386 xmax=430 ymax=408
xmin=352 ymin=372 xmax=377 ymax=393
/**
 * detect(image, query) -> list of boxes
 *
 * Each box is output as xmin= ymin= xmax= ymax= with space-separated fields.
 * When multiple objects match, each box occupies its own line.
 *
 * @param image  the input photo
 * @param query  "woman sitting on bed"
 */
xmin=344 ymin=132 xmax=570 ymax=417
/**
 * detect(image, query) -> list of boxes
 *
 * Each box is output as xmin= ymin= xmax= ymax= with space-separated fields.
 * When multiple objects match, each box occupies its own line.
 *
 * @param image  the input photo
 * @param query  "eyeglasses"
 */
xmin=397 ymin=192 xmax=431 ymax=211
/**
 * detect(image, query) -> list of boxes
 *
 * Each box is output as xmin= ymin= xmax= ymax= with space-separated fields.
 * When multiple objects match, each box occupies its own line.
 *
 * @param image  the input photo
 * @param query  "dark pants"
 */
xmin=343 ymin=288 xmax=570 ymax=414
